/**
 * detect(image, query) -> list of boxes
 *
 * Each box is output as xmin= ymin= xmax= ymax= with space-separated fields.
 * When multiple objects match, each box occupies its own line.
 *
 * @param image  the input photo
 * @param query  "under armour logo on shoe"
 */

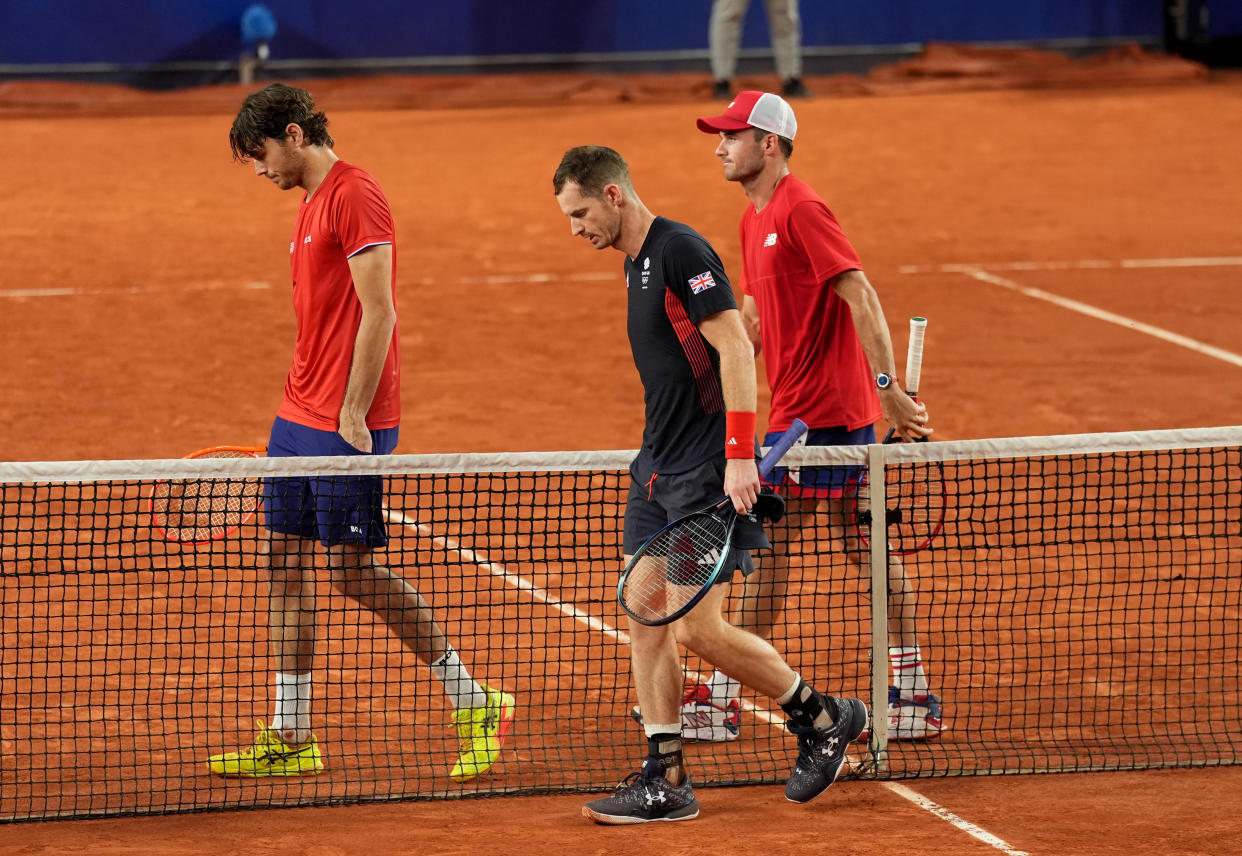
xmin=645 ymin=790 xmax=667 ymax=806
xmin=820 ymin=735 xmax=841 ymax=753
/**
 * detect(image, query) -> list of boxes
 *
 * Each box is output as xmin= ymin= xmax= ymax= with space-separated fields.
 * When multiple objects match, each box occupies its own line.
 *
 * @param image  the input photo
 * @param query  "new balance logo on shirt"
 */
xmin=764 ymin=233 xmax=778 ymax=247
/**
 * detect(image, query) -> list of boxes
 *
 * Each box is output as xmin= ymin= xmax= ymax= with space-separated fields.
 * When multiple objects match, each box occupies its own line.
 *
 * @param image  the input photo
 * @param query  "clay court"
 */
xmin=1 ymin=48 xmax=1241 ymax=854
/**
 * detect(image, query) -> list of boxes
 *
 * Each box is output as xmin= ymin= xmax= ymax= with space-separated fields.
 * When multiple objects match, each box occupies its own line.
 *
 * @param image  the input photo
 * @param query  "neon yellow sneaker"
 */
xmin=449 ymin=684 xmax=516 ymax=783
xmin=207 ymin=719 xmax=324 ymax=777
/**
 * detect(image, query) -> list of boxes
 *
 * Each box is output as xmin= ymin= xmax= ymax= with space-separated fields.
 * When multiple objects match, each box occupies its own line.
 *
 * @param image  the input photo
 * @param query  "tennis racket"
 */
xmin=149 ymin=445 xmax=266 ymax=544
xmin=853 ymin=317 xmax=946 ymax=554
xmin=617 ymin=418 xmax=808 ymax=626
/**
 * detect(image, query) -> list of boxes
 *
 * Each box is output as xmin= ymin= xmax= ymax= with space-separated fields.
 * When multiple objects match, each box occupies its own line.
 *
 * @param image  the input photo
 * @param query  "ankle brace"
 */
xmin=779 ymin=679 xmax=831 ymax=729
xmin=646 ymin=734 xmax=683 ymax=775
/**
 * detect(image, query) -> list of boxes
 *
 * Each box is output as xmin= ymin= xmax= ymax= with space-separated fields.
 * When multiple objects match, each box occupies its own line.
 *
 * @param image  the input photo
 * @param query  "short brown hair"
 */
xmin=552 ymin=145 xmax=635 ymax=198
xmin=229 ymin=83 xmax=334 ymax=162
xmin=752 ymin=127 xmax=794 ymax=159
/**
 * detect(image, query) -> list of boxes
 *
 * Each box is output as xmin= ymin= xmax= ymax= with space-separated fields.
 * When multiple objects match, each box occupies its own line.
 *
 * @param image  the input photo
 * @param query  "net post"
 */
xmin=867 ymin=441 xmax=890 ymax=768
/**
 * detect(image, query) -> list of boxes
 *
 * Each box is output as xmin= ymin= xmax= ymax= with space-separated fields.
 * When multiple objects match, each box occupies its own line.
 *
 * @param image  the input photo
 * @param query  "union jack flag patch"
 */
xmin=688 ymin=271 xmax=716 ymax=294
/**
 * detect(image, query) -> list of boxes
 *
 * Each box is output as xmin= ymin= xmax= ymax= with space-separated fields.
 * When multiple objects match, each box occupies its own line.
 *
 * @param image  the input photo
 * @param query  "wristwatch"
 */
xmin=875 ymin=372 xmax=897 ymax=391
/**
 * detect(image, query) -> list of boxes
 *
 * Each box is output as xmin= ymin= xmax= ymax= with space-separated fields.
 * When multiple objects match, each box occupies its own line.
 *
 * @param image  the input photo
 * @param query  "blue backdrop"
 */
xmin=0 ymin=1 xmax=1165 ymax=66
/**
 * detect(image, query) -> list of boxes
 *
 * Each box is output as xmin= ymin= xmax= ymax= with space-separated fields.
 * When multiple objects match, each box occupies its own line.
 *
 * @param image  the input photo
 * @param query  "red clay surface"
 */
xmin=2 ymin=47 xmax=1241 ymax=854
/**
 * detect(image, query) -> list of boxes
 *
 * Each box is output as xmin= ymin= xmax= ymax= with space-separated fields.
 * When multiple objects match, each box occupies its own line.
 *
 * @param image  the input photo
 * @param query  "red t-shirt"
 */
xmin=739 ymin=174 xmax=880 ymax=432
xmin=277 ymin=160 xmax=401 ymax=432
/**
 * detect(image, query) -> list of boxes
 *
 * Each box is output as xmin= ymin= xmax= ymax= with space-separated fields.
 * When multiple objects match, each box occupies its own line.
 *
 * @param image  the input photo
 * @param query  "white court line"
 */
xmin=7 ymin=256 xmax=1238 ymax=298
xmin=965 ymin=268 xmax=1242 ymax=369
xmin=385 ymin=506 xmax=785 ymax=729
xmin=0 ymin=271 xmax=614 ymax=299
xmin=386 ymin=506 xmax=1023 ymax=854
xmin=0 ymin=280 xmax=274 ymax=299
xmin=883 ymin=782 xmax=1030 ymax=856
xmin=898 ymin=255 xmax=1242 ymax=275
xmin=385 ymin=507 xmax=625 ymax=641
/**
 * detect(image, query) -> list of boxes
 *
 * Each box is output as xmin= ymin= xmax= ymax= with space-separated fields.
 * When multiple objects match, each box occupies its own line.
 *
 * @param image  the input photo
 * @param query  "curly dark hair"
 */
xmin=229 ymin=83 xmax=334 ymax=162
xmin=552 ymin=145 xmax=635 ymax=199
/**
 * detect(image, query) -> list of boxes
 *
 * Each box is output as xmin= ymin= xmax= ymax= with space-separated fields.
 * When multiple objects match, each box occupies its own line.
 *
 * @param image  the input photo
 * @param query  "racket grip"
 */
xmin=757 ymin=418 xmax=808 ymax=479
xmin=905 ymin=316 xmax=927 ymax=397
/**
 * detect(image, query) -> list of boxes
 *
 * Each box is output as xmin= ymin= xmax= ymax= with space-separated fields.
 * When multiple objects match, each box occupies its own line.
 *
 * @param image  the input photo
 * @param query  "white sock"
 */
xmin=775 ymin=672 xmax=802 ymax=705
xmin=708 ymin=670 xmax=741 ymax=703
xmin=430 ymin=645 xmax=489 ymax=709
xmin=272 ymin=671 xmax=312 ymax=745
xmin=644 ymin=722 xmax=681 ymax=738
xmin=890 ymin=646 xmax=930 ymax=699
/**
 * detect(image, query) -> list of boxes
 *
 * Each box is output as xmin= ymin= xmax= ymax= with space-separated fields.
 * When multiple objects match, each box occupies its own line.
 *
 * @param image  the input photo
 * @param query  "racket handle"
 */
xmin=905 ymin=316 xmax=927 ymax=397
xmin=758 ymin=418 xmax=808 ymax=479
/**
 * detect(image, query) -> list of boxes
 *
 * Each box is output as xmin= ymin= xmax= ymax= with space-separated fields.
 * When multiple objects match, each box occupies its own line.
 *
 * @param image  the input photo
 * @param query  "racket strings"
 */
xmin=851 ymin=462 xmax=946 ymax=553
xmin=621 ymin=513 xmax=731 ymax=622
xmin=151 ymin=477 xmax=259 ymax=543
xmin=892 ymin=463 xmax=946 ymax=524
xmin=150 ymin=449 xmax=263 ymax=544
xmin=889 ymin=462 xmax=946 ymax=551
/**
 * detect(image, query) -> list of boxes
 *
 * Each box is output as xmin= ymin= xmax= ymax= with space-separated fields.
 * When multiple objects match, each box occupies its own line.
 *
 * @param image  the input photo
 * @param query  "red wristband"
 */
xmin=725 ymin=411 xmax=756 ymax=459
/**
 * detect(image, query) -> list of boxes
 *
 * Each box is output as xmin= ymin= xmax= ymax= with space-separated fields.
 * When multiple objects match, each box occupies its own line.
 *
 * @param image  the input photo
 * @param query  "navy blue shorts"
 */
xmin=624 ymin=456 xmax=771 ymax=584
xmin=261 ymin=416 xmax=399 ymax=548
xmin=765 ymin=424 xmax=874 ymax=500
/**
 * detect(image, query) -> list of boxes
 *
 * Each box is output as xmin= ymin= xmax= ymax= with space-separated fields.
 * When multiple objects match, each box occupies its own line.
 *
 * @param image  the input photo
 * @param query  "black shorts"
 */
xmin=623 ymin=456 xmax=771 ymax=584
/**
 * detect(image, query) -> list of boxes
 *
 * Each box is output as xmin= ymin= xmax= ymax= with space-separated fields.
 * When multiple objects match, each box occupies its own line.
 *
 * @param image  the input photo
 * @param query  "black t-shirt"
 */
xmin=624 ymin=216 xmax=738 ymax=476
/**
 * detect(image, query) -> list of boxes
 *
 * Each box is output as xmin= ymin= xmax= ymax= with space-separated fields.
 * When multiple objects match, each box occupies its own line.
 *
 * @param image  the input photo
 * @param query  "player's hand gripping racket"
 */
xmin=617 ymin=419 xmax=808 ymax=626
xmin=149 ymin=445 xmax=266 ymax=544
xmin=854 ymin=317 xmax=946 ymax=554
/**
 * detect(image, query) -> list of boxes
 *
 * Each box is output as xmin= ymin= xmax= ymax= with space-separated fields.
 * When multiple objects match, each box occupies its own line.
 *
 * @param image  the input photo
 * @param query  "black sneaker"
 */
xmin=582 ymin=758 xmax=700 ymax=824
xmin=784 ymin=696 xmax=868 ymax=804
xmin=712 ymin=78 xmax=732 ymax=99
xmin=782 ymin=76 xmax=810 ymax=98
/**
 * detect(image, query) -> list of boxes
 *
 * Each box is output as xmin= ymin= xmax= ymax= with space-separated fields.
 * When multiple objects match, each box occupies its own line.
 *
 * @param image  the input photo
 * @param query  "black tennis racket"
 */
xmin=853 ymin=317 xmax=946 ymax=555
xmin=617 ymin=418 xmax=808 ymax=626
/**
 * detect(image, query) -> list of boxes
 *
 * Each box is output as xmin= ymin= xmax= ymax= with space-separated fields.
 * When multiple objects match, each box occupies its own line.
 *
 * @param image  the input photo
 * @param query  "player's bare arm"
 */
xmin=339 ymin=243 xmax=396 ymax=453
xmin=741 ymin=293 xmax=762 ymax=355
xmin=830 ymin=269 xmax=932 ymax=440
xmin=698 ymin=308 xmax=761 ymax=512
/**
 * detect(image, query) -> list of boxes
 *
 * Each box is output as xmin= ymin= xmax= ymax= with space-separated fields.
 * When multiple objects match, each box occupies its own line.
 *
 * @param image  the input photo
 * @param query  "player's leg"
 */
xmin=691 ymin=429 xmax=853 ymax=731
xmin=880 ymin=550 xmax=943 ymax=738
xmin=326 ymin=540 xmax=454 ymax=667
xmin=316 ymin=446 xmax=515 ymax=782
xmin=266 ymin=529 xmax=318 ymax=747
xmin=585 ymin=480 xmax=700 ymax=824
xmin=207 ymin=424 xmax=326 ymax=777
xmin=732 ymin=495 xmax=819 ymax=638
xmin=822 ymin=494 xmax=944 ymax=739
xmin=325 ymin=542 xmax=515 ymax=781
xmin=584 ymin=560 xmax=700 ymax=825
xmin=677 ymin=577 xmax=868 ymax=804
xmin=677 ymin=581 xmax=799 ymax=697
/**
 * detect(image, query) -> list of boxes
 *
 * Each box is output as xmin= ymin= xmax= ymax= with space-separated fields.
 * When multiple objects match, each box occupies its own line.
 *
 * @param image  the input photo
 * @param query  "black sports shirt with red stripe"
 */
xmin=624 ymin=216 xmax=738 ymax=475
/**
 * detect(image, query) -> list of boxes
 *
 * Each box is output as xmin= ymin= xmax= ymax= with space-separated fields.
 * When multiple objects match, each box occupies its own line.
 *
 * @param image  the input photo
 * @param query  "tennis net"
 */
xmin=0 ymin=426 xmax=1239 ymax=821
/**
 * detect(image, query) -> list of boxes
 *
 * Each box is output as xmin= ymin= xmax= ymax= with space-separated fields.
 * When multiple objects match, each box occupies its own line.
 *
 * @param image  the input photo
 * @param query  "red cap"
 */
xmin=696 ymin=90 xmax=798 ymax=140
